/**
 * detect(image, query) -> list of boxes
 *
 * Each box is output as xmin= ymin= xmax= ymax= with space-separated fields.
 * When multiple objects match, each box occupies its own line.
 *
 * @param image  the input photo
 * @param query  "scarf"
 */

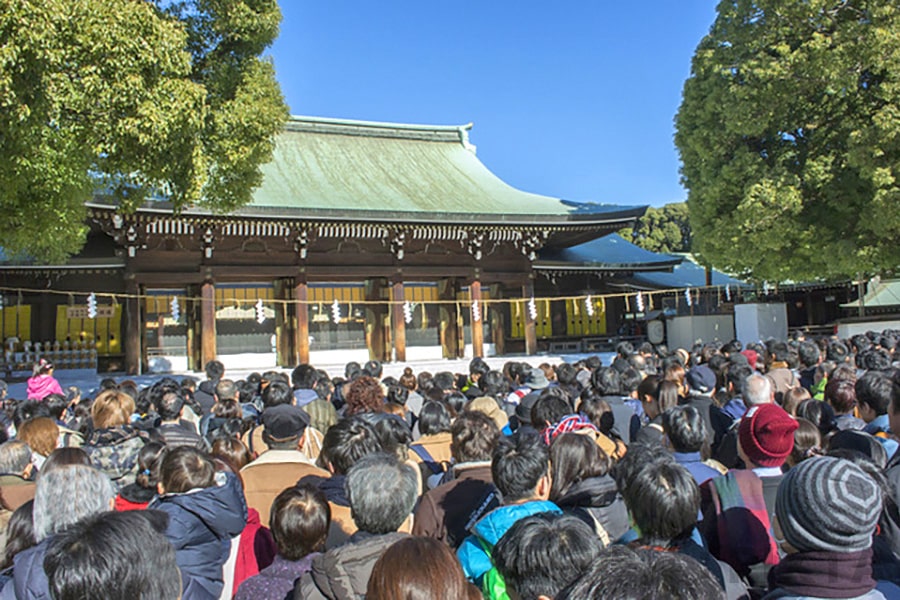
xmin=541 ymin=414 xmax=598 ymax=445
xmin=767 ymin=549 xmax=876 ymax=599
xmin=769 ymin=548 xmax=875 ymax=598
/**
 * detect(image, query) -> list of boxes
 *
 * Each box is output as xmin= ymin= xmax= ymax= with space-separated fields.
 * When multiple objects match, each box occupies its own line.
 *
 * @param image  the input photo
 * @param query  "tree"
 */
xmin=675 ymin=0 xmax=900 ymax=282
xmin=619 ymin=202 xmax=691 ymax=254
xmin=0 ymin=0 xmax=287 ymax=263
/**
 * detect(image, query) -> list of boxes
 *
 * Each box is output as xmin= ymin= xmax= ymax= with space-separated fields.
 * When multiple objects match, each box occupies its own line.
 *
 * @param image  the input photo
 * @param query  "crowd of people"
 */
xmin=0 ymin=331 xmax=900 ymax=599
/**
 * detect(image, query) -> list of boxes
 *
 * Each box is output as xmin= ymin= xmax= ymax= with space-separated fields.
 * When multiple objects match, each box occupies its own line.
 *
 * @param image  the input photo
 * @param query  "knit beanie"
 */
xmin=738 ymin=404 xmax=798 ymax=467
xmin=776 ymin=456 xmax=881 ymax=553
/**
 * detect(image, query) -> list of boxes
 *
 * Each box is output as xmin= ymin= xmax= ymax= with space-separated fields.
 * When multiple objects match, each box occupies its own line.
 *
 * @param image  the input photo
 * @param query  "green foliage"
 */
xmin=619 ymin=203 xmax=692 ymax=254
xmin=675 ymin=0 xmax=900 ymax=282
xmin=0 ymin=0 xmax=287 ymax=263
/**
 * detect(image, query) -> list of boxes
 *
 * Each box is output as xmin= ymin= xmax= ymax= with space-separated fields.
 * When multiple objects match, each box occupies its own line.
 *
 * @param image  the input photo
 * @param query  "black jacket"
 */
xmin=554 ymin=474 xmax=630 ymax=542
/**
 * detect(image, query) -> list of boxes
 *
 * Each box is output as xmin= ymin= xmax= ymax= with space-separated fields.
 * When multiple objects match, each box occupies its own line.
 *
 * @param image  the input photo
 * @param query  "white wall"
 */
xmin=837 ymin=319 xmax=900 ymax=339
xmin=735 ymin=303 xmax=788 ymax=345
xmin=666 ymin=316 xmax=735 ymax=350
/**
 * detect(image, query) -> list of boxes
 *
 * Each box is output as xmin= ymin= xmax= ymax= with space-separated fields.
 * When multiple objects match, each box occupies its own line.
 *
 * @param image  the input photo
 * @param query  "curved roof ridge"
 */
xmin=286 ymin=115 xmax=474 ymax=145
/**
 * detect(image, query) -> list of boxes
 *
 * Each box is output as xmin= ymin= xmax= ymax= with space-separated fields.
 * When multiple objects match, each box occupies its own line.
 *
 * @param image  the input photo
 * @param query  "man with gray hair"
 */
xmin=296 ymin=453 xmax=417 ymax=599
xmin=714 ymin=373 xmax=775 ymax=468
xmin=0 ymin=440 xmax=36 ymax=543
xmin=0 ymin=440 xmax=32 ymax=479
xmin=743 ymin=374 xmax=774 ymax=407
xmin=1 ymin=463 xmax=115 ymax=599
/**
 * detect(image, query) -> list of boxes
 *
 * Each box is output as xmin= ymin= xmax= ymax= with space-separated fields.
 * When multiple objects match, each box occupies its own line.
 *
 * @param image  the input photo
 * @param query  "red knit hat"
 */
xmin=738 ymin=404 xmax=798 ymax=467
xmin=740 ymin=349 xmax=758 ymax=371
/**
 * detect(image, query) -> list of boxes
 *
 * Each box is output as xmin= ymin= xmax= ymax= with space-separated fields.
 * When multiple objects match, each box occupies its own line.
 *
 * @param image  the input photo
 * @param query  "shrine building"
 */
xmin=0 ymin=116 xmax=676 ymax=374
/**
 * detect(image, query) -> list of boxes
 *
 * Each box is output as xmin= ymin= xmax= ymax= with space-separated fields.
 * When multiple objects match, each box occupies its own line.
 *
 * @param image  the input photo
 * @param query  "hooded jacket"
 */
xmin=0 ymin=537 xmax=51 ymax=600
xmin=25 ymin=375 xmax=63 ymax=401
xmin=457 ymin=500 xmax=561 ymax=585
xmin=194 ymin=379 xmax=218 ymax=416
xmin=83 ymin=426 xmax=148 ymax=490
xmin=150 ymin=471 xmax=248 ymax=600
xmin=293 ymin=390 xmax=337 ymax=437
xmin=295 ymin=531 xmax=410 ymax=600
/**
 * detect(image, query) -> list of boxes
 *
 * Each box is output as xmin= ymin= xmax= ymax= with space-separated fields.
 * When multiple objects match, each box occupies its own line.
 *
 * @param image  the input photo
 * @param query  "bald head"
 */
xmin=743 ymin=374 xmax=773 ymax=407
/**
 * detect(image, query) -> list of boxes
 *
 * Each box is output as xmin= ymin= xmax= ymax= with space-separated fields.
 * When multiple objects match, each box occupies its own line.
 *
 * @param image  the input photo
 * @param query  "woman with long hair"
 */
xmin=549 ymin=432 xmax=629 ymax=543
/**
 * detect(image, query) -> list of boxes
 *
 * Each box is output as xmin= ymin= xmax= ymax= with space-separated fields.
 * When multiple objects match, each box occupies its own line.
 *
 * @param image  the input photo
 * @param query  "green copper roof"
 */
xmin=247 ymin=116 xmax=644 ymax=224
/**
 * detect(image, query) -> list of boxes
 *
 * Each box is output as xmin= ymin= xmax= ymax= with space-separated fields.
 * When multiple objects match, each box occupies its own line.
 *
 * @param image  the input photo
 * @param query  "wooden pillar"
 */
xmin=470 ymin=279 xmax=484 ymax=359
xmin=274 ymin=279 xmax=295 ymax=367
xmin=806 ymin=291 xmax=814 ymax=327
xmin=523 ymin=279 xmax=537 ymax=356
xmin=200 ymin=280 xmax=216 ymax=369
xmin=365 ymin=278 xmax=389 ymax=362
xmin=294 ymin=278 xmax=310 ymax=366
xmin=490 ymin=284 xmax=506 ymax=356
xmin=185 ymin=285 xmax=200 ymax=372
xmin=124 ymin=279 xmax=142 ymax=375
xmin=439 ymin=279 xmax=460 ymax=359
xmin=391 ymin=279 xmax=407 ymax=363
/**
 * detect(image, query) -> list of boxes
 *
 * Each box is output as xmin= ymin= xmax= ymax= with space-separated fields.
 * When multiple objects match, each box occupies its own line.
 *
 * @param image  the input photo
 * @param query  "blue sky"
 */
xmin=268 ymin=2 xmax=719 ymax=209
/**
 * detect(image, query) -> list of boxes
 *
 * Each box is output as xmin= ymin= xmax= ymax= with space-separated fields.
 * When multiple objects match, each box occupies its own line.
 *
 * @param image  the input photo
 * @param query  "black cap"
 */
xmin=262 ymin=405 xmax=310 ymax=441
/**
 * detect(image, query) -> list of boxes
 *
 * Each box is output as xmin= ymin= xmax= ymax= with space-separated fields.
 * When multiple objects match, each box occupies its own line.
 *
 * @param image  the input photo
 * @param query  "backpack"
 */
xmin=477 ymin=537 xmax=510 ymax=600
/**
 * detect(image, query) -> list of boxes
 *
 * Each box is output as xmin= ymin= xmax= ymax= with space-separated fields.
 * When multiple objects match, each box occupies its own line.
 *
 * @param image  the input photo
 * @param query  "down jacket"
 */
xmin=150 ymin=471 xmax=248 ymax=600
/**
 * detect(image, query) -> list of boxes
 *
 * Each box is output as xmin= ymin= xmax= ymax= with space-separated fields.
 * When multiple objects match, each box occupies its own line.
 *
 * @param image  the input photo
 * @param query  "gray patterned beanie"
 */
xmin=776 ymin=456 xmax=881 ymax=553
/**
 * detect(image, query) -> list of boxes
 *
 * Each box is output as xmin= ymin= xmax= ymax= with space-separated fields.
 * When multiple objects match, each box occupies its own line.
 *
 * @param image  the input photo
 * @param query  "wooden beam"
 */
xmin=133 ymin=266 xmax=531 ymax=286
xmin=136 ymin=272 xmax=203 ymax=286
xmin=295 ymin=279 xmax=310 ymax=365
xmin=523 ymin=279 xmax=537 ymax=355
xmin=391 ymin=279 xmax=407 ymax=362
xmin=470 ymin=279 xmax=484 ymax=359
xmin=124 ymin=279 xmax=142 ymax=375
xmin=200 ymin=280 xmax=217 ymax=369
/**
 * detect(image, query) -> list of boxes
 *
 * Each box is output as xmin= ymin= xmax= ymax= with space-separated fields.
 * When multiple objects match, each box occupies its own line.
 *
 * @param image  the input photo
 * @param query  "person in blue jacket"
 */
xmin=150 ymin=446 xmax=247 ymax=600
xmin=457 ymin=435 xmax=560 ymax=586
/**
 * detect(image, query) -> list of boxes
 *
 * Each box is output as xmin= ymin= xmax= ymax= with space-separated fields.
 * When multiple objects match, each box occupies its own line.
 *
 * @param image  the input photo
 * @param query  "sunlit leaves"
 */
xmin=675 ymin=0 xmax=900 ymax=281
xmin=0 ymin=0 xmax=287 ymax=262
